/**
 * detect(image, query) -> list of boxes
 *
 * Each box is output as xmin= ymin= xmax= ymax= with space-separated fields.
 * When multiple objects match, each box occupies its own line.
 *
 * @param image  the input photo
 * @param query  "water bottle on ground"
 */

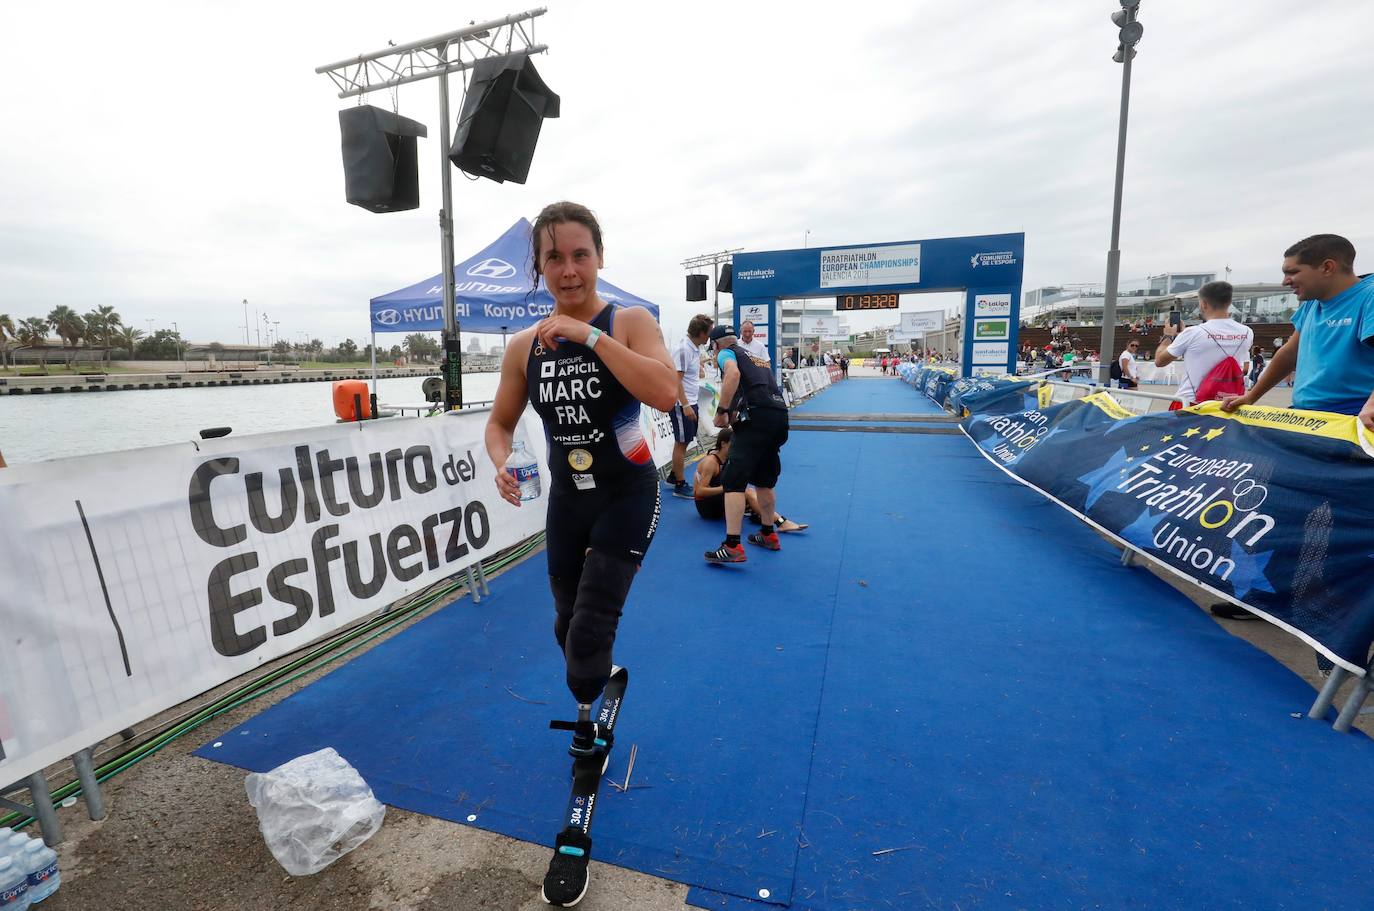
xmin=0 ymin=856 xmax=29 ymax=910
xmin=18 ymin=841 xmax=57 ymax=903
xmin=504 ymin=440 xmax=542 ymax=502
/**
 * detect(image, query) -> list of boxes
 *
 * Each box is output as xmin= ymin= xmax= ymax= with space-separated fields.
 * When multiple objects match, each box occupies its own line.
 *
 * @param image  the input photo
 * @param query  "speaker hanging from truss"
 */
xmin=449 ymin=56 xmax=560 ymax=185
xmin=338 ymin=105 xmax=429 ymax=213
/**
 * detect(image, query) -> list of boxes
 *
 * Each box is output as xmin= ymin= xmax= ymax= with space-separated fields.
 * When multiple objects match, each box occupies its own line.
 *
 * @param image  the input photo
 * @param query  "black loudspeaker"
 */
xmin=686 ymin=274 xmax=709 ymax=301
xmin=717 ymin=264 xmax=734 ymax=294
xmin=449 ymin=56 xmax=561 ymax=185
xmin=339 ymin=106 xmax=428 ymax=213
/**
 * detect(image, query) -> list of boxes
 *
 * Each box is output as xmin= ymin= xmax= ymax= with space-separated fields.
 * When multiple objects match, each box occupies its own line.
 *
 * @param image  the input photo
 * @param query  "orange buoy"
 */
xmin=332 ymin=379 xmax=372 ymax=421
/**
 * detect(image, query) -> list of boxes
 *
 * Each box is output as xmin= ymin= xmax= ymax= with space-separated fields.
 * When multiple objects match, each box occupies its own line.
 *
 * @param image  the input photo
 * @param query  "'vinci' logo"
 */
xmin=466 ymin=258 xmax=517 ymax=279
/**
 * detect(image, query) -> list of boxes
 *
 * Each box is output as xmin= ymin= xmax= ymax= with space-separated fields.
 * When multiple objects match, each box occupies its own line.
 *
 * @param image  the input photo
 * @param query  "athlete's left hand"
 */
xmin=533 ymin=315 xmax=592 ymax=352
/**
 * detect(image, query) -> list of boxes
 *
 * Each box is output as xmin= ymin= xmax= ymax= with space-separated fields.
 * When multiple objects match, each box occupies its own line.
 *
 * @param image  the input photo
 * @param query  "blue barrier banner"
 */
xmin=961 ymin=393 xmax=1374 ymax=673
xmin=899 ymin=363 xmax=958 ymax=408
xmin=947 ymin=375 xmax=1036 ymax=416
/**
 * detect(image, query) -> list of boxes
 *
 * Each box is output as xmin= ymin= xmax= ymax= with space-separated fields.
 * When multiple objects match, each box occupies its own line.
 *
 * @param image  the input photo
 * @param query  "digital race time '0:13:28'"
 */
xmin=835 ymin=293 xmax=899 ymax=310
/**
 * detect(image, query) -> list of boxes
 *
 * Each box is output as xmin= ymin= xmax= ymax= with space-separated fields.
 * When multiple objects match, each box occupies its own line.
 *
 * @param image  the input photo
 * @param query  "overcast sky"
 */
xmin=2 ymin=0 xmax=1372 ymax=349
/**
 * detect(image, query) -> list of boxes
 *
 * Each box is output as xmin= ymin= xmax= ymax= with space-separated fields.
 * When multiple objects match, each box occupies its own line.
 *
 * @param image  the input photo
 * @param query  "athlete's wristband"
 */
xmin=586 ymin=326 xmax=602 ymax=349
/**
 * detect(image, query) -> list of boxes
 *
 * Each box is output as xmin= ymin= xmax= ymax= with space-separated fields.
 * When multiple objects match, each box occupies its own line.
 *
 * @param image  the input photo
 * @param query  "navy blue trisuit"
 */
xmin=526 ymin=304 xmax=661 ymax=702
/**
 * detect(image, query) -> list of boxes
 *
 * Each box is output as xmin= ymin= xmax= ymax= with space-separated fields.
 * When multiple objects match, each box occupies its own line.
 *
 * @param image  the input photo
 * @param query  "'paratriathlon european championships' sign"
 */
xmin=819 ymin=244 xmax=920 ymax=289
xmin=961 ymin=393 xmax=1374 ymax=674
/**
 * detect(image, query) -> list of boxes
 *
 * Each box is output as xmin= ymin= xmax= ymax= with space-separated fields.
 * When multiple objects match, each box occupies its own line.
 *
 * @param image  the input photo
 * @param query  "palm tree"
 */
xmin=47 ymin=305 xmax=85 ymax=369
xmin=16 ymin=317 xmax=51 ymax=371
xmin=112 ymin=326 xmax=143 ymax=360
xmin=84 ymin=305 xmax=123 ymax=369
xmin=0 ymin=313 xmax=14 ymax=369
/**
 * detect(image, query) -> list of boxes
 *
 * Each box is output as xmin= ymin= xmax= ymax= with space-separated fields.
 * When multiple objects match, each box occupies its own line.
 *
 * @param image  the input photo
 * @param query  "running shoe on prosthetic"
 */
xmin=542 ymin=665 xmax=629 ymax=907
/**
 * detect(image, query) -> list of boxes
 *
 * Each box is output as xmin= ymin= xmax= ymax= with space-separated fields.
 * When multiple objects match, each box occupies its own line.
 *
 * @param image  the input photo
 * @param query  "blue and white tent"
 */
xmin=369 ymin=218 xmax=660 ymax=334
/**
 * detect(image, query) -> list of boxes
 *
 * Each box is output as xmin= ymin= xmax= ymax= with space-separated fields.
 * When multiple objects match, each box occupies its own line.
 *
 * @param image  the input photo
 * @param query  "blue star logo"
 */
xmin=1076 ymin=447 xmax=1133 ymax=510
xmin=1120 ymin=507 xmax=1165 ymax=551
xmin=1103 ymin=414 xmax=1151 ymax=435
xmin=1226 ymin=540 xmax=1275 ymax=601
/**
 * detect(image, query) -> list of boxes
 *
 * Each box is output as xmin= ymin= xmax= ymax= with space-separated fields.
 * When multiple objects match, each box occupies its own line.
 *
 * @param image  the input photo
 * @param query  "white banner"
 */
xmin=971 ymin=341 xmax=1010 ymax=365
xmin=739 ymin=304 xmax=769 ymax=324
xmin=901 ymin=310 xmax=943 ymax=334
xmin=819 ymin=244 xmax=921 ymax=289
xmin=800 ymin=315 xmax=839 ymax=339
xmin=0 ymin=409 xmax=556 ymax=785
xmin=973 ymin=293 xmax=1012 ymax=318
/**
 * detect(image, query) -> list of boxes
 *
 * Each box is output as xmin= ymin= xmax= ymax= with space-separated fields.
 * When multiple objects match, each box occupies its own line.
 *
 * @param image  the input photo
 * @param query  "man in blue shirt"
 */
xmin=1222 ymin=234 xmax=1374 ymax=430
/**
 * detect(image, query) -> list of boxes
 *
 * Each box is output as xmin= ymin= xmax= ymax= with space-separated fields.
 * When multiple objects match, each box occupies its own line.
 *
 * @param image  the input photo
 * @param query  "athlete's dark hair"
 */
xmin=714 ymin=427 xmax=732 ymax=451
xmin=1198 ymin=281 xmax=1232 ymax=308
xmin=1284 ymin=234 xmax=1356 ymax=271
xmin=531 ymin=201 xmax=604 ymax=279
xmin=687 ymin=314 xmax=714 ymax=338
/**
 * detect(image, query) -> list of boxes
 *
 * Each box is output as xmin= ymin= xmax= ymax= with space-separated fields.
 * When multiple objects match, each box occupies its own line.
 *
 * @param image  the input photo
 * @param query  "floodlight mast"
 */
xmin=315 ymin=8 xmax=548 ymax=410
xmin=1097 ymin=0 xmax=1144 ymax=387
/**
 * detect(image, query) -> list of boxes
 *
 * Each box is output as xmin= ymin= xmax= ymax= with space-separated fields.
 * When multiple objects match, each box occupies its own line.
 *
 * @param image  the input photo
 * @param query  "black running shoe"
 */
xmin=704 ymin=542 xmax=747 ymax=564
xmin=1209 ymin=603 xmax=1258 ymax=621
xmin=542 ymin=827 xmax=592 ymax=906
xmin=748 ymin=531 xmax=781 ymax=551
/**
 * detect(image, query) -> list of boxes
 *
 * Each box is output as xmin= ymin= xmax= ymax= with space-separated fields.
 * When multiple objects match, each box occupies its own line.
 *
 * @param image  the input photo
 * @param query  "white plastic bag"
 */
xmin=244 ymin=747 xmax=386 ymax=875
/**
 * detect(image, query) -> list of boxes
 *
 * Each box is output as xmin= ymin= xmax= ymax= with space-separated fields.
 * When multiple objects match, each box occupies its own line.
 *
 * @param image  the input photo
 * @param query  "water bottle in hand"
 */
xmin=503 ymin=440 xmax=542 ymax=502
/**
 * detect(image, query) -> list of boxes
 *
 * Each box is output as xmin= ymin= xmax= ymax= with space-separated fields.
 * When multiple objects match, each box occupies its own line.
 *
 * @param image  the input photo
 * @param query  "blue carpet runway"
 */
xmin=200 ymin=378 xmax=1374 ymax=909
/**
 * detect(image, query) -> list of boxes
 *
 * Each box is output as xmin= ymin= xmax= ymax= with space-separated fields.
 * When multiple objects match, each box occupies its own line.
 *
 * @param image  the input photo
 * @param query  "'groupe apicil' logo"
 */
xmin=375 ymin=309 xmax=401 ymax=326
xmin=466 ymin=258 xmax=518 ymax=279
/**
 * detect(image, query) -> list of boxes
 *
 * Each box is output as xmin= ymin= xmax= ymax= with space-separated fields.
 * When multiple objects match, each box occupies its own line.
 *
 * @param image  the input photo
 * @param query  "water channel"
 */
xmin=0 ymin=373 xmax=502 ymax=465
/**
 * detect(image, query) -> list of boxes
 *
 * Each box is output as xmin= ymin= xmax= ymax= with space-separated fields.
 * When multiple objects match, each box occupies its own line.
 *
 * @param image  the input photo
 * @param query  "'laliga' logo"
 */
xmin=467 ymin=257 xmax=517 ymax=279
xmin=375 ymin=309 xmax=401 ymax=326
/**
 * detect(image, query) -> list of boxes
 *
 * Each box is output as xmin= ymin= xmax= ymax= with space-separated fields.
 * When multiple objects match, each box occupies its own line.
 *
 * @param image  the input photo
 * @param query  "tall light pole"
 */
xmin=263 ymin=312 xmax=272 ymax=366
xmin=172 ymin=321 xmax=182 ymax=368
xmin=1097 ymin=0 xmax=1144 ymax=387
xmin=242 ymin=299 xmax=250 ymax=346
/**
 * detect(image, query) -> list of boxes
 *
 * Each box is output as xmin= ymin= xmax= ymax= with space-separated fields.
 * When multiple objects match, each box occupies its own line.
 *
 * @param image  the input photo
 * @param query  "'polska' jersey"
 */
xmin=527 ymin=304 xmax=655 ymax=491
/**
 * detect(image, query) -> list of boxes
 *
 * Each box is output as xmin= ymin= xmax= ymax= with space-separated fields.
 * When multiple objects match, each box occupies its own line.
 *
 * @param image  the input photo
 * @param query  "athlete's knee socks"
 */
xmin=549 ymin=573 xmax=581 ymax=653
xmin=563 ymin=550 xmax=637 ymax=703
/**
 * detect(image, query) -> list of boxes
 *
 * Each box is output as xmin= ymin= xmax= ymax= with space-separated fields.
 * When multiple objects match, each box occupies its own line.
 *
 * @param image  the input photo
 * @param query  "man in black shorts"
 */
xmin=704 ymin=325 xmax=790 ymax=563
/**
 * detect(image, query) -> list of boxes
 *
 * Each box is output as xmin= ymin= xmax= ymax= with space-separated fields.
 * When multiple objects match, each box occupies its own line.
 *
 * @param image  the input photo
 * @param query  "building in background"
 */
xmin=1022 ymin=273 xmax=1296 ymax=329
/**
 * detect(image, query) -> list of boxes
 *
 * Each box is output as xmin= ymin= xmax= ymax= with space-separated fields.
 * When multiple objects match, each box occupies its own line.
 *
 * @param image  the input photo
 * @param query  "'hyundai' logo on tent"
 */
xmin=467 ymin=258 xmax=517 ymax=279
xmin=375 ymin=309 xmax=401 ymax=326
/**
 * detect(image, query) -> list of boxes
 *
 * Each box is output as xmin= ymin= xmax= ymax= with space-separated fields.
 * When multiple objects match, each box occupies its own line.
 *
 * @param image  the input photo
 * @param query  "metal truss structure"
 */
xmin=315 ymin=9 xmax=548 ymax=98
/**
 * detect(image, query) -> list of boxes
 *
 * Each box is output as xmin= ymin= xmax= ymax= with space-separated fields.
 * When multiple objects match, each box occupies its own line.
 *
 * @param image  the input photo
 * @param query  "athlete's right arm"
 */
xmin=694 ymin=461 xmax=722 ymax=497
xmin=1221 ymin=329 xmax=1300 ymax=412
xmin=485 ymin=330 xmax=533 ymax=507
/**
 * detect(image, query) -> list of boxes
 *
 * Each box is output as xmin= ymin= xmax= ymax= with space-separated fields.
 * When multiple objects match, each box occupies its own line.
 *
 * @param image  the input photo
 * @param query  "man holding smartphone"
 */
xmin=1154 ymin=282 xmax=1253 ymax=407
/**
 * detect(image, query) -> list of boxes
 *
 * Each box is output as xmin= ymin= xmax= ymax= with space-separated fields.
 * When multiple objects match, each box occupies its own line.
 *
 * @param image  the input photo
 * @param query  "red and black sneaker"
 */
xmin=704 ymin=542 xmax=747 ymax=564
xmin=748 ymin=531 xmax=781 ymax=551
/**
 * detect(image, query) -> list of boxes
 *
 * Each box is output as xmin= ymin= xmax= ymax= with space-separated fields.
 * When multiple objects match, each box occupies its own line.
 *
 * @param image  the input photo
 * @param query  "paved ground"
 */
xmin=19 ymin=376 xmax=1366 ymax=911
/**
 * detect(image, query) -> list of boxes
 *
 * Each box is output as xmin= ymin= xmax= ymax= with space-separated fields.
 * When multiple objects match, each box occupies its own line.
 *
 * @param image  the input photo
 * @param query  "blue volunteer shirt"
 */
xmin=1290 ymin=274 xmax=1374 ymax=414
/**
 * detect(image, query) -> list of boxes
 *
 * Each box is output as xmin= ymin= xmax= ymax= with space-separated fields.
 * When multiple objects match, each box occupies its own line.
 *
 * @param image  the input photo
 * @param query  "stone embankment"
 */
xmin=0 ymin=365 xmax=495 ymax=395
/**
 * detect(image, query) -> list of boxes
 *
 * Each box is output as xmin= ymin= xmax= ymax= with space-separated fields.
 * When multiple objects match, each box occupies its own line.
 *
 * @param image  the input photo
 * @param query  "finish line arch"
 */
xmin=730 ymin=232 xmax=1024 ymax=377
